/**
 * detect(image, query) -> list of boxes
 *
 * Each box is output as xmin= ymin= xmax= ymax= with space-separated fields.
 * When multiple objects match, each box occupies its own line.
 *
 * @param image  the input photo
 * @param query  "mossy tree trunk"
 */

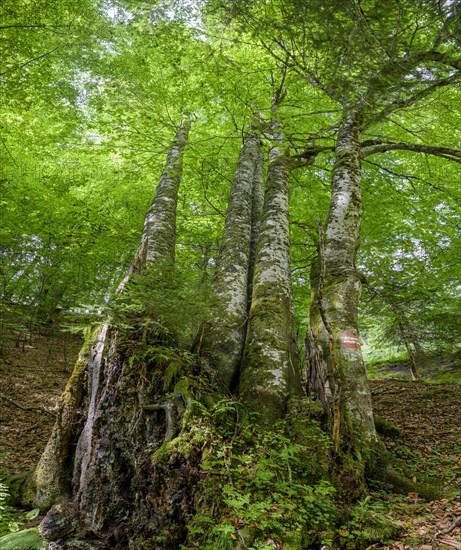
xmin=29 ymin=117 xmax=191 ymax=537
xmin=240 ymin=116 xmax=301 ymax=424
xmin=201 ymin=127 xmax=264 ymax=389
xmin=306 ymin=108 xmax=377 ymax=494
xmin=126 ymin=115 xmax=191 ymax=277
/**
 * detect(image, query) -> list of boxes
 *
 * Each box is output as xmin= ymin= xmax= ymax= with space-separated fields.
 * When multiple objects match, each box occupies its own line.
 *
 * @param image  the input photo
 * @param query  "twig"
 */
xmin=440 ymin=516 xmax=461 ymax=536
xmin=432 ymin=515 xmax=461 ymax=549
xmin=0 ymin=391 xmax=56 ymax=416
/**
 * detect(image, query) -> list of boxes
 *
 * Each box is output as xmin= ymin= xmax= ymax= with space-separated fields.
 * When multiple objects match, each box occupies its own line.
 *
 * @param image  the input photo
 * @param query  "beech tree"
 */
xmin=29 ymin=114 xmax=191 ymax=511
xmin=2 ymin=0 xmax=461 ymax=548
xmin=200 ymin=124 xmax=264 ymax=390
xmin=212 ymin=0 xmax=461 ymax=478
xmin=240 ymin=101 xmax=302 ymax=422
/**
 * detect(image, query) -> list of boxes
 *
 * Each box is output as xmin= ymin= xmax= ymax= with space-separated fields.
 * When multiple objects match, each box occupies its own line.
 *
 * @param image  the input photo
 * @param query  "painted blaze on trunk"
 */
xmin=202 ymin=129 xmax=264 ymax=389
xmin=308 ymin=109 xmax=376 ymax=451
xmin=240 ymin=119 xmax=300 ymax=424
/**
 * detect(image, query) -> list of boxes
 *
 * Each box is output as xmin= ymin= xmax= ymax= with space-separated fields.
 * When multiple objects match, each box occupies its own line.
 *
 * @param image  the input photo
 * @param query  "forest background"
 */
xmin=1 ymin=0 xmax=461 ymax=549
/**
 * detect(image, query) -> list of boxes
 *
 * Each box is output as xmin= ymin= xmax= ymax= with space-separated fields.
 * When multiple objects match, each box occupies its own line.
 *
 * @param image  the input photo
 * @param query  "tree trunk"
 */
xmin=201 ymin=129 xmax=264 ymax=389
xmin=28 ymin=118 xmax=191 ymax=537
xmin=307 ymin=108 xmax=377 ymax=458
xmin=397 ymin=319 xmax=420 ymax=380
xmin=129 ymin=115 xmax=191 ymax=276
xmin=25 ymin=329 xmax=98 ymax=510
xmin=240 ymin=118 xmax=300 ymax=424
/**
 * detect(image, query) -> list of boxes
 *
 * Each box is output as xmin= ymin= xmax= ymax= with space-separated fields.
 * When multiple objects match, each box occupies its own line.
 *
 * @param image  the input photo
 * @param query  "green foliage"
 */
xmin=0 ymin=481 xmax=18 ymax=537
xmin=182 ymin=400 xmax=337 ymax=548
xmin=338 ymin=496 xmax=403 ymax=549
xmin=0 ymin=528 xmax=48 ymax=550
xmin=110 ymin=265 xmax=210 ymax=349
xmin=0 ymin=482 xmax=46 ymax=548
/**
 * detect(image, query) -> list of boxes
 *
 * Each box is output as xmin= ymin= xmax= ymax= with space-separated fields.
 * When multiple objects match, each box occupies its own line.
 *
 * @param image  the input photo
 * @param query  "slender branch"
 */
xmin=0 ymin=46 xmax=60 ymax=76
xmin=0 ymin=25 xmax=65 ymax=30
xmin=362 ymin=141 xmax=461 ymax=164
xmin=1 ymin=138 xmax=18 ymax=167
xmin=370 ymin=71 xmax=461 ymax=125
xmin=439 ymin=515 xmax=461 ymax=536
xmin=363 ymin=158 xmax=461 ymax=205
xmin=376 ymin=50 xmax=461 ymax=80
xmin=413 ymin=50 xmax=461 ymax=71
xmin=0 ymin=392 xmax=57 ymax=416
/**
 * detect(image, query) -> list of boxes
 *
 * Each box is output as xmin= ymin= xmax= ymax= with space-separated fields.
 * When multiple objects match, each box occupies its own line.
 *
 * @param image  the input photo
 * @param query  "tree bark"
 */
xmin=201 ymin=129 xmax=264 ymax=389
xmin=129 ymin=115 xmax=191 ymax=276
xmin=308 ymin=108 xmax=377 ymax=451
xmin=29 ymin=117 xmax=191 ymax=523
xmin=240 ymin=117 xmax=300 ymax=424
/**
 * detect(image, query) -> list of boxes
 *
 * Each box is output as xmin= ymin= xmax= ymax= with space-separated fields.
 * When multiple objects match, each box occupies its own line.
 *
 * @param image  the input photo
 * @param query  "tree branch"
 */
xmin=376 ymin=50 xmax=461 ymax=79
xmin=362 ymin=141 xmax=461 ymax=164
xmin=369 ymin=71 xmax=461 ymax=125
xmin=0 ymin=46 xmax=60 ymax=76
xmin=287 ymin=144 xmax=335 ymax=169
xmin=0 ymin=25 xmax=65 ymax=31
xmin=0 ymin=392 xmax=57 ymax=416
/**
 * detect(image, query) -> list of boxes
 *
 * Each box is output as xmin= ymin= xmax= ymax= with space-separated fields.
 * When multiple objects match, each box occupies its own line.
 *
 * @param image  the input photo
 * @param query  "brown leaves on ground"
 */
xmin=369 ymin=380 xmax=461 ymax=549
xmin=0 ymin=330 xmax=82 ymax=475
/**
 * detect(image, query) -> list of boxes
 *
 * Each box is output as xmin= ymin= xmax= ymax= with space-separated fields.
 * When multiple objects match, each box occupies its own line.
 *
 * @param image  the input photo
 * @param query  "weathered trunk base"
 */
xmin=33 ymin=330 xmax=211 ymax=549
xmin=30 ymin=342 xmax=337 ymax=549
xmin=22 ymin=327 xmax=101 ymax=511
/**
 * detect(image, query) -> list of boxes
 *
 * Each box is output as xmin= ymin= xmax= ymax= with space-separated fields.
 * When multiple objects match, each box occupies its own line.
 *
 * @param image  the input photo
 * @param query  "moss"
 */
xmin=151 ymin=420 xmax=209 ymax=467
xmin=374 ymin=417 xmax=404 ymax=440
xmin=365 ymin=444 xmax=446 ymax=500
xmin=341 ymin=509 xmax=403 ymax=550
xmin=281 ymin=529 xmax=303 ymax=549
xmin=173 ymin=377 xmax=190 ymax=398
xmin=364 ymin=439 xmax=390 ymax=482
xmin=288 ymin=395 xmax=324 ymax=420
xmin=0 ymin=528 xmax=46 ymax=550
xmin=383 ymin=467 xmax=445 ymax=500
xmin=286 ymin=397 xmax=332 ymax=484
xmin=4 ymin=475 xmax=28 ymax=507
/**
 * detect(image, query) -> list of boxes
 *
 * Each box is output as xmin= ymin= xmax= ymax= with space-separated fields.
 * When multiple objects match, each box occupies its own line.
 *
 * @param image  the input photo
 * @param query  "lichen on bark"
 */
xmin=201 ymin=128 xmax=264 ymax=389
xmin=130 ymin=115 xmax=191 ymax=273
xmin=240 ymin=117 xmax=301 ymax=424
xmin=306 ymin=107 xmax=377 ymax=470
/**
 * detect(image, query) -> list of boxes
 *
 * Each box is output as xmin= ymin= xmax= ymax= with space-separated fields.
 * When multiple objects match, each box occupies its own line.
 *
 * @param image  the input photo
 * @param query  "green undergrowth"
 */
xmin=365 ymin=353 xmax=461 ymax=384
xmin=337 ymin=495 xmax=403 ymax=549
xmin=145 ymin=375 xmax=410 ymax=549
xmin=0 ymin=480 xmax=46 ymax=549
xmin=173 ymin=397 xmax=338 ymax=549
xmin=118 ymin=337 xmax=425 ymax=549
xmin=384 ymin=442 xmax=459 ymax=497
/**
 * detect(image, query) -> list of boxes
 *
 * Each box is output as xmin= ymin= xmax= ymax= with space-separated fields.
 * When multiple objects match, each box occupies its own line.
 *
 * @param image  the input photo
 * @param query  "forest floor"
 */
xmin=0 ymin=330 xmax=460 ymax=549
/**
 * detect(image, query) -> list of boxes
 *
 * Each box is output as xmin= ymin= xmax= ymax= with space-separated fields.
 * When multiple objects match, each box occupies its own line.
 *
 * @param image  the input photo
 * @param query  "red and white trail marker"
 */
xmin=341 ymin=332 xmax=361 ymax=350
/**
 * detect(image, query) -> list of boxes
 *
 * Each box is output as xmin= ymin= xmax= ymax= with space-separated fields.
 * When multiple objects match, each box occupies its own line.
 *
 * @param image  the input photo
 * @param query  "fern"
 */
xmin=0 ymin=527 xmax=48 ymax=549
xmin=0 ymin=482 xmax=48 ymax=548
xmin=0 ymin=480 xmax=15 ymax=535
